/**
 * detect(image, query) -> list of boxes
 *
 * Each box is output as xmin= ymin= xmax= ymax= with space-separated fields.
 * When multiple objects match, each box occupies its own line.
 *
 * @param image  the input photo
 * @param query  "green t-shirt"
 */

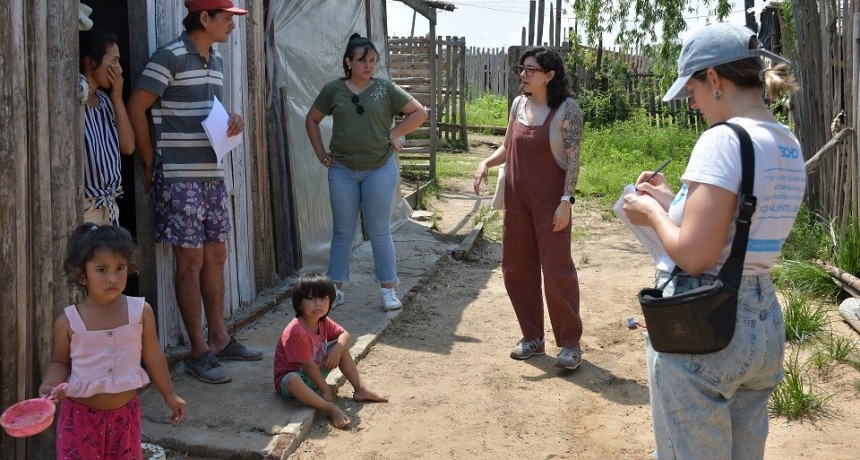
xmin=313 ymin=78 xmax=413 ymax=170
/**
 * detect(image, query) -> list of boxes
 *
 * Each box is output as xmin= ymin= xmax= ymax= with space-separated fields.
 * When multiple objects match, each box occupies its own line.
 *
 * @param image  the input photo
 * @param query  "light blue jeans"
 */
xmin=648 ymin=270 xmax=784 ymax=460
xmin=327 ymin=155 xmax=399 ymax=285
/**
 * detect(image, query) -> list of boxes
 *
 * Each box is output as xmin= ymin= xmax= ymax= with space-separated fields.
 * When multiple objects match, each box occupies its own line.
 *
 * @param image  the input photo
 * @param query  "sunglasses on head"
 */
xmin=515 ymin=65 xmax=545 ymax=77
xmin=351 ymin=94 xmax=365 ymax=115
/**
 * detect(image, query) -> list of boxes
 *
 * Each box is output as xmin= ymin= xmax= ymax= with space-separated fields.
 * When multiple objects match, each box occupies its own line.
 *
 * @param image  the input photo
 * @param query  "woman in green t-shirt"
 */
xmin=306 ymin=33 xmax=427 ymax=311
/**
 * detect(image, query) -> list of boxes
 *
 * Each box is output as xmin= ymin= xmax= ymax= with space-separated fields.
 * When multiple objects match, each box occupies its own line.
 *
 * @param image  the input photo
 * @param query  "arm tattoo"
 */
xmin=561 ymin=98 xmax=583 ymax=196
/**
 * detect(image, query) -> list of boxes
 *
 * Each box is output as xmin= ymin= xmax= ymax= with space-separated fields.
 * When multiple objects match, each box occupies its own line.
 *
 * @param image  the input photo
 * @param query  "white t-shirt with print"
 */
xmin=655 ymin=118 xmax=806 ymax=275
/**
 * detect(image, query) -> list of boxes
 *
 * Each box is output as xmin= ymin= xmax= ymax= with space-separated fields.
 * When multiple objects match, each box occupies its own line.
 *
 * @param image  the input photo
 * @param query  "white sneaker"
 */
xmin=334 ymin=288 xmax=346 ymax=306
xmin=380 ymin=287 xmax=402 ymax=311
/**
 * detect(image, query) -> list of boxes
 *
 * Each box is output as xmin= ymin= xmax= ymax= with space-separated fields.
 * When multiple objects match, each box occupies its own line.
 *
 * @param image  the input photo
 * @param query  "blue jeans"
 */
xmin=648 ymin=271 xmax=784 ymax=460
xmin=327 ymin=155 xmax=399 ymax=285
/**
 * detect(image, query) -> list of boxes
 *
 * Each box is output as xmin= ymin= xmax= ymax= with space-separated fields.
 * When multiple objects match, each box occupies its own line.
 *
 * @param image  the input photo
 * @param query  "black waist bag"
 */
xmin=638 ymin=278 xmax=738 ymax=354
xmin=638 ymin=122 xmax=756 ymax=355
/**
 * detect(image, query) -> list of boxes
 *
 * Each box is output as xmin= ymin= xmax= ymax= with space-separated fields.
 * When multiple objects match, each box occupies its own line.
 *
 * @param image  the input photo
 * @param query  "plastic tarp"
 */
xmin=267 ymin=0 xmax=412 ymax=273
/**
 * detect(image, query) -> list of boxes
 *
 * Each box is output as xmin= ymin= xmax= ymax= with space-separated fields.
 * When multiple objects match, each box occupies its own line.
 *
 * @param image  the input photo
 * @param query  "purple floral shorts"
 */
xmin=154 ymin=169 xmax=231 ymax=248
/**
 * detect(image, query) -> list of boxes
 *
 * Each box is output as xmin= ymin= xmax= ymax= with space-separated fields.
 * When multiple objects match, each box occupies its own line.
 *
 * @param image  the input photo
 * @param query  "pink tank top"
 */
xmin=64 ymin=296 xmax=151 ymax=398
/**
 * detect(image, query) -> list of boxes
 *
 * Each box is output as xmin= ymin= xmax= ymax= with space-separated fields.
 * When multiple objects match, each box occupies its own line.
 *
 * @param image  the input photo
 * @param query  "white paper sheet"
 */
xmin=201 ymin=96 xmax=242 ymax=162
xmin=613 ymin=184 xmax=668 ymax=264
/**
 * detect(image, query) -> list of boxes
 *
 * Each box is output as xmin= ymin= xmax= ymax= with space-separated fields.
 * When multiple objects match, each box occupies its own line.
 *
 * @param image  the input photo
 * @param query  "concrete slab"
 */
xmin=140 ymin=219 xmax=455 ymax=459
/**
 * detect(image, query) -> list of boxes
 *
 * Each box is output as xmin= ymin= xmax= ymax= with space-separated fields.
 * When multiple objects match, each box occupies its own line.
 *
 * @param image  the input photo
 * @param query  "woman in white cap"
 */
xmin=623 ymin=23 xmax=805 ymax=459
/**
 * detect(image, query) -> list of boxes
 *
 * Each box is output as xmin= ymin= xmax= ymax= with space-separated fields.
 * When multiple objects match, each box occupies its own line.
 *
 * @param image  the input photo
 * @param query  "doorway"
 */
xmin=82 ymin=0 xmax=139 ymax=296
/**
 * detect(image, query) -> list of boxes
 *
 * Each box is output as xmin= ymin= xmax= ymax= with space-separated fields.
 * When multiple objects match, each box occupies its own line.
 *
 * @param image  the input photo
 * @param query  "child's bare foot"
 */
xmin=353 ymin=387 xmax=389 ymax=402
xmin=324 ymin=404 xmax=351 ymax=429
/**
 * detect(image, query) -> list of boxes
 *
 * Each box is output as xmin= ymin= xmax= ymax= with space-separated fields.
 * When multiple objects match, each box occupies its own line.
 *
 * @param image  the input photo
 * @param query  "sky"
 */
xmin=385 ymin=0 xmax=757 ymax=50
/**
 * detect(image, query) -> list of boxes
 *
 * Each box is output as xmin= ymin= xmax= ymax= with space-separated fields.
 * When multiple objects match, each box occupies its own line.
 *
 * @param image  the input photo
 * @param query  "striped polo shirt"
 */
xmin=135 ymin=33 xmax=224 ymax=183
xmin=84 ymin=89 xmax=123 ymax=202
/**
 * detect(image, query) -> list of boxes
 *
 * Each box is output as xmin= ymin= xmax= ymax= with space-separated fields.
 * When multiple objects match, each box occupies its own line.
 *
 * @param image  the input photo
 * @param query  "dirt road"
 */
xmin=289 ymin=137 xmax=859 ymax=459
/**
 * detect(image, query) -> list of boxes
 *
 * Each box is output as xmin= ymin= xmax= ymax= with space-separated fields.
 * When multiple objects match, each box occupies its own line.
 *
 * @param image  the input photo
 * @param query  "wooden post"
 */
xmin=127 ymin=0 xmax=159 ymax=318
xmin=548 ymin=4 xmax=554 ymax=48
xmin=459 ymin=37 xmax=467 ymax=148
xmin=244 ymin=0 xmax=275 ymax=290
xmin=1 ymin=1 xmax=29 ymax=458
xmin=521 ymin=26 xmax=526 ymax=46
xmin=528 ymin=1 xmax=535 ymax=46
xmin=555 ymin=0 xmax=562 ymax=46
xmin=430 ymin=31 xmax=438 ymax=179
xmin=536 ymin=0 xmax=545 ymax=46
xmin=447 ymin=36 xmax=454 ymax=142
xmin=365 ymin=0 xmax=372 ymax=37
xmin=853 ymin=13 xmax=859 ymax=216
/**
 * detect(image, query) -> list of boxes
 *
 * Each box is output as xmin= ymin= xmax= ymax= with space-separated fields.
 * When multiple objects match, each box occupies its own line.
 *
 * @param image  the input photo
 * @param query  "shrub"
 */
xmin=465 ymin=94 xmax=508 ymax=127
xmin=769 ymin=350 xmax=831 ymax=420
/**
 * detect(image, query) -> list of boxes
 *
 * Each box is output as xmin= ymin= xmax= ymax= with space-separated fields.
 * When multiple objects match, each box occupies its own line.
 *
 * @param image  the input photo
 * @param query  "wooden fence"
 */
xmin=790 ymin=0 xmax=858 ymax=226
xmin=498 ymin=46 xmax=702 ymax=128
xmin=389 ymin=36 xmax=438 ymax=179
xmin=435 ymin=36 xmax=468 ymax=145
xmin=465 ymin=46 xmax=508 ymax=100
xmin=389 ymin=35 xmax=467 ymax=181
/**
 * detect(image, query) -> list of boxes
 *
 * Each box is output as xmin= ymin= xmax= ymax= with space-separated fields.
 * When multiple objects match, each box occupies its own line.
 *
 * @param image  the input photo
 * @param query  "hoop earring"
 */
xmin=713 ymin=90 xmax=722 ymax=101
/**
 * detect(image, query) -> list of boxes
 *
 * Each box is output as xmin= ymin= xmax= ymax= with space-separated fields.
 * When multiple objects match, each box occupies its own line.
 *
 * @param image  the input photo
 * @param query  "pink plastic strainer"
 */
xmin=0 ymin=383 xmax=67 ymax=438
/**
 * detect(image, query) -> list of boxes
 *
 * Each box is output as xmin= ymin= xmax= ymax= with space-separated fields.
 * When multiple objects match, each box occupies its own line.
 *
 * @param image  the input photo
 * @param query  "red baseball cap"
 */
xmin=184 ymin=0 xmax=248 ymax=15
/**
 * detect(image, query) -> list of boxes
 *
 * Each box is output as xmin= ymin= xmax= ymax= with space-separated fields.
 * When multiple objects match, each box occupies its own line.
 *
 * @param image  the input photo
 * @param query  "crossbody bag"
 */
xmin=637 ymin=122 xmax=757 ymax=354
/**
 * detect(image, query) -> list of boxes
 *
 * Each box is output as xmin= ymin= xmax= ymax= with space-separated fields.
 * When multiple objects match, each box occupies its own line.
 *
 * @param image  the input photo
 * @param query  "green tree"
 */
xmin=567 ymin=0 xmax=735 ymax=81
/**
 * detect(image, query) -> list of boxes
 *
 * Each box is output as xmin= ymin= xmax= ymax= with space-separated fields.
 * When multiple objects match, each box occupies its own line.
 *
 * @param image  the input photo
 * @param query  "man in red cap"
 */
xmin=127 ymin=0 xmax=259 ymax=385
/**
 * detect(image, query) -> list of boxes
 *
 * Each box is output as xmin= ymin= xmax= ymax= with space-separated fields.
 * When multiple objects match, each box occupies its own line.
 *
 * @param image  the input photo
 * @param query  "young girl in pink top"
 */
xmin=39 ymin=224 xmax=186 ymax=459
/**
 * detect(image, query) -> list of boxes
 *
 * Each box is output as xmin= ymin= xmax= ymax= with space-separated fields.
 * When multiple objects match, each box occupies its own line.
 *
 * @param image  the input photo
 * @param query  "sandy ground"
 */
xmin=288 ymin=135 xmax=860 ymax=459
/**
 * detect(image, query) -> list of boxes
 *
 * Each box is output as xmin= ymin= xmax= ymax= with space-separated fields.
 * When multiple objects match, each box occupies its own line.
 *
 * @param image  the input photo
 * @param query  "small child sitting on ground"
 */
xmin=274 ymin=272 xmax=388 ymax=428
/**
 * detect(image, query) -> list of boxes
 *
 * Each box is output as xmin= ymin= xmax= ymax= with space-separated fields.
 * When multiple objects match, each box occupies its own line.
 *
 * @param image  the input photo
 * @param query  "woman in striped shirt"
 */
xmin=80 ymin=29 xmax=135 ymax=225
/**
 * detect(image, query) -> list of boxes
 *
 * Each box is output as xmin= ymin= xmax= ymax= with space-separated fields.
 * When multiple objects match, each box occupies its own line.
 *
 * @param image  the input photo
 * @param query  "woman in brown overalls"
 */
xmin=474 ymin=48 xmax=584 ymax=370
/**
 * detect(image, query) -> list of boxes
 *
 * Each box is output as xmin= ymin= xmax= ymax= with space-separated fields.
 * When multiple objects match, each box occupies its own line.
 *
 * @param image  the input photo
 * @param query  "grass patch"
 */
xmin=782 ymin=289 xmax=829 ymax=343
xmin=773 ymin=260 xmax=839 ymax=300
xmin=831 ymin=212 xmax=860 ymax=278
xmin=780 ymin=203 xmax=829 ymax=262
xmin=578 ymin=111 xmax=699 ymax=206
xmin=571 ymin=226 xmax=589 ymax=243
xmin=821 ymin=334 xmax=859 ymax=363
xmin=474 ymin=206 xmax=502 ymax=241
xmin=435 ymin=152 xmax=493 ymax=188
xmin=466 ymin=94 xmax=508 ymax=127
xmin=770 ymin=350 xmax=832 ymax=420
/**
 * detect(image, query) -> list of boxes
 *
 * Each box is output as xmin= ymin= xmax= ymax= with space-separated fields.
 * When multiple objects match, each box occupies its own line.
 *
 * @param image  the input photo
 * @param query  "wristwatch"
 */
xmin=561 ymin=195 xmax=575 ymax=205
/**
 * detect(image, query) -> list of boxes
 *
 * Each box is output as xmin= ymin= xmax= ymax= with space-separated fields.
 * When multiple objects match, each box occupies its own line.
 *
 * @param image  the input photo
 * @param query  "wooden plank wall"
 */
xmin=145 ymin=0 xmax=258 ymax=349
xmin=435 ymin=36 xmax=467 ymax=146
xmin=244 ymin=0 xmax=276 ymax=292
xmin=791 ymin=0 xmax=858 ymax=226
xmin=0 ymin=0 xmax=79 ymax=458
xmin=389 ymin=36 xmax=438 ymax=178
xmin=465 ymin=46 xmax=508 ymax=100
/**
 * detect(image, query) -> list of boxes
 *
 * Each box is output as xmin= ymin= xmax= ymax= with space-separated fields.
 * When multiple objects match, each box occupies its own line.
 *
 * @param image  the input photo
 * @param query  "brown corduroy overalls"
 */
xmin=502 ymin=105 xmax=582 ymax=348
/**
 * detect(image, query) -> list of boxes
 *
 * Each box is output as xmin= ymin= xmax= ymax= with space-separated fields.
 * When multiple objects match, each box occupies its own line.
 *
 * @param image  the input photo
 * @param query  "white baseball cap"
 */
xmin=662 ymin=22 xmax=790 ymax=101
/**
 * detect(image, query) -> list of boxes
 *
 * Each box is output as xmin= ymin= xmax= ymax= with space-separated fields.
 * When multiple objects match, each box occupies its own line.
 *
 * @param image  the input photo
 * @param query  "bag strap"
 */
xmin=712 ymin=122 xmax=757 ymax=288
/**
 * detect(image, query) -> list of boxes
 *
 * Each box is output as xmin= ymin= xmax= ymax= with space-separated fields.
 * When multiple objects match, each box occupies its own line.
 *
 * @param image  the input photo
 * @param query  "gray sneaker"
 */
xmin=186 ymin=351 xmax=231 ymax=384
xmin=555 ymin=347 xmax=583 ymax=370
xmin=510 ymin=337 xmax=545 ymax=360
xmin=334 ymin=288 xmax=346 ymax=306
xmin=215 ymin=335 xmax=263 ymax=361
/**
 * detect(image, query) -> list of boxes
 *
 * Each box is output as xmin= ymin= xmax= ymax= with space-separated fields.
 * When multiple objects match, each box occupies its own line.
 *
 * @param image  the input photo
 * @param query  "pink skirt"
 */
xmin=56 ymin=394 xmax=141 ymax=460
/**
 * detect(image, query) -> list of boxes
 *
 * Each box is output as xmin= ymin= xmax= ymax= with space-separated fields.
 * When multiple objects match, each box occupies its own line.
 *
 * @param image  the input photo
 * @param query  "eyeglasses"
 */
xmin=515 ymin=65 xmax=545 ymax=77
xmin=351 ymin=94 xmax=365 ymax=115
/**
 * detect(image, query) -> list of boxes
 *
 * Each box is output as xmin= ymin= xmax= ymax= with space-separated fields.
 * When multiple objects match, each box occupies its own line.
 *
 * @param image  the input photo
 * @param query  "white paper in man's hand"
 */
xmin=201 ymin=96 xmax=242 ymax=162
xmin=613 ymin=184 xmax=668 ymax=264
